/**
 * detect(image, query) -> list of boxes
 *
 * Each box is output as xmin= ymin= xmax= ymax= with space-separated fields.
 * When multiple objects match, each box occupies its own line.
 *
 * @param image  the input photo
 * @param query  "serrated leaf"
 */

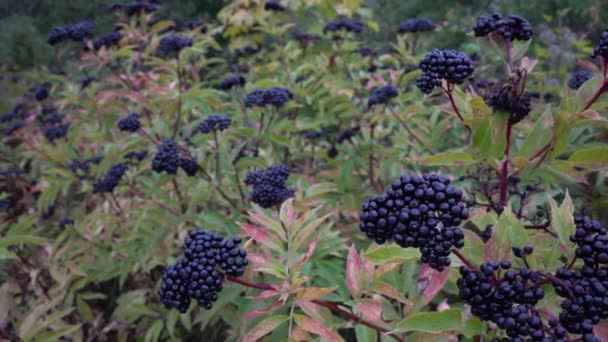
xmin=346 ymin=245 xmax=363 ymax=298
xmin=394 ymin=309 xmax=463 ymax=333
xmin=363 ymin=244 xmax=421 ymax=264
xmin=357 ymin=299 xmax=385 ymax=323
xmin=418 ymin=265 xmax=450 ymax=305
xmin=548 ymin=191 xmax=575 ymax=259
xmin=243 ymin=315 xmax=289 ymax=342
xmin=294 ymin=314 xmax=344 ymax=342
xmin=239 ymin=223 xmax=284 ymax=252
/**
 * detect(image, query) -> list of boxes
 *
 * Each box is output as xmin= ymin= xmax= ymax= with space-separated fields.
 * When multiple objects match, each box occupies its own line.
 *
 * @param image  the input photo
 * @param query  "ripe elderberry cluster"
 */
xmin=592 ymin=29 xmax=608 ymax=59
xmin=473 ymin=13 xmax=532 ymax=41
xmin=397 ymin=18 xmax=436 ymax=34
xmin=158 ymin=230 xmax=248 ymax=313
xmin=219 ymin=74 xmax=246 ymax=90
xmin=159 ymin=34 xmax=193 ymax=54
xmin=486 ymin=86 xmax=532 ymax=125
xmin=291 ymin=30 xmax=320 ymax=49
xmin=457 ymin=261 xmax=564 ymax=340
xmin=244 ymin=87 xmax=293 ymax=108
xmin=93 ymin=163 xmax=128 ymax=193
xmin=337 ymin=126 xmax=361 ymax=143
xmin=416 ymin=49 xmax=475 ymax=94
xmin=368 ymin=85 xmax=398 ymax=107
xmin=34 ymin=84 xmax=49 ymax=101
xmin=43 ymin=123 xmax=71 ymax=142
xmin=199 ymin=115 xmax=231 ymax=134
xmin=47 ymin=22 xmax=93 ymax=45
xmin=152 ymin=139 xmax=198 ymax=176
xmin=264 ymin=0 xmax=286 ymax=12
xmin=123 ymin=1 xmax=159 ymax=17
xmin=359 ymin=173 xmax=468 ymax=270
xmin=90 ymin=31 xmax=123 ymax=50
xmin=353 ymin=46 xmax=375 ymax=57
xmin=117 ymin=113 xmax=141 ymax=132
xmin=70 ymin=156 xmax=103 ymax=179
xmin=568 ymin=70 xmax=594 ymax=90
xmin=323 ymin=19 xmax=364 ymax=35
xmin=245 ymin=165 xmax=294 ymax=208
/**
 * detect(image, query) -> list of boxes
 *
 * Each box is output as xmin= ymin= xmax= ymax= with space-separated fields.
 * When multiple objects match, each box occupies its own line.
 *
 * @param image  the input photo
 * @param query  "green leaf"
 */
xmin=548 ymin=191 xmax=576 ymax=259
xmin=0 ymin=235 xmax=47 ymax=248
xmin=243 ymin=315 xmax=289 ymax=342
xmin=145 ymin=320 xmax=164 ymax=342
xmin=413 ymin=152 xmax=477 ymax=166
xmin=363 ymin=244 xmax=421 ymax=264
xmin=569 ymin=146 xmax=608 ymax=169
xmin=394 ymin=309 xmax=463 ymax=333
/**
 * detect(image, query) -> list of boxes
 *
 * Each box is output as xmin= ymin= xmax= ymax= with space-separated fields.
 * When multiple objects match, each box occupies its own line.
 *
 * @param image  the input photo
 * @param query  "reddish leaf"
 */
xmin=346 ymin=245 xmax=363 ymax=298
xmin=593 ymin=325 xmax=608 ymax=340
xmin=291 ymin=328 xmax=311 ymax=341
xmin=279 ymin=198 xmax=295 ymax=227
xmin=248 ymin=290 xmax=279 ymax=300
xmin=418 ymin=264 xmax=450 ymax=305
xmin=247 ymin=253 xmax=272 ymax=269
xmin=245 ymin=300 xmax=283 ymax=320
xmin=298 ymin=287 xmax=336 ymax=301
xmin=294 ymin=314 xmax=344 ymax=342
xmin=373 ymin=282 xmax=413 ymax=305
xmin=357 ymin=299 xmax=385 ymax=323
xmin=296 ymin=300 xmax=333 ymax=323
xmin=437 ymin=299 xmax=451 ymax=312
xmin=243 ymin=315 xmax=288 ymax=342
xmin=239 ymin=223 xmax=283 ymax=252
xmin=295 ymin=238 xmax=318 ymax=269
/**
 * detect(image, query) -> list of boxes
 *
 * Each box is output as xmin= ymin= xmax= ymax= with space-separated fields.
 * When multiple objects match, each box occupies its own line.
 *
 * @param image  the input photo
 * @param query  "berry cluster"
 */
xmin=353 ymin=46 xmax=375 ymax=57
xmin=244 ymin=87 xmax=293 ymax=108
xmin=58 ymin=218 xmax=74 ymax=230
xmin=416 ymin=49 xmax=475 ymax=94
xmin=178 ymin=157 xmax=199 ymax=176
xmin=159 ymin=35 xmax=193 ymax=54
xmin=93 ymin=163 xmax=128 ymax=193
xmin=264 ymin=0 xmax=286 ymax=12
xmin=568 ymin=70 xmax=594 ymax=90
xmin=245 ymin=165 xmax=294 ymax=208
xmin=486 ymin=87 xmax=532 ymax=125
xmin=69 ymin=156 xmax=103 ymax=179
xmin=291 ymin=30 xmax=320 ymax=49
xmin=571 ymin=215 xmax=608 ymax=267
xmin=117 ymin=113 xmax=141 ymax=132
xmin=159 ymin=230 xmax=248 ymax=313
xmin=3 ymin=121 xmax=24 ymax=137
xmin=337 ymin=126 xmax=361 ymax=144
xmin=124 ymin=150 xmax=148 ymax=162
xmin=34 ymin=84 xmax=49 ymax=101
xmin=297 ymin=128 xmax=332 ymax=140
xmin=397 ymin=19 xmax=436 ymax=34
xmin=368 ymin=85 xmax=398 ymax=107
xmin=91 ymin=31 xmax=123 ymax=50
xmin=323 ymin=19 xmax=364 ymax=35
xmin=473 ymin=13 xmax=532 ymax=41
xmin=199 ymin=115 xmax=231 ymax=134
xmin=219 ymin=74 xmax=246 ymax=90
xmin=359 ymin=173 xmax=468 ymax=270
xmin=124 ymin=1 xmax=158 ymax=17
xmin=152 ymin=140 xmax=181 ymax=174
xmin=47 ymin=22 xmax=93 ymax=45
xmin=458 ymin=262 xmax=558 ymax=340
xmin=43 ymin=123 xmax=71 ymax=142
xmin=592 ymin=29 xmax=608 ymax=59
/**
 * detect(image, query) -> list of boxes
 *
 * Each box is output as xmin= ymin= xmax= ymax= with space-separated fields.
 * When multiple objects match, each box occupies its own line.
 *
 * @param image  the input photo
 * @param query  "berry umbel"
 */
xmin=323 ymin=19 xmax=364 ymax=35
xmin=359 ymin=173 xmax=467 ymax=271
xmin=368 ymin=85 xmax=398 ymax=107
xmin=159 ymin=35 xmax=193 ymax=55
xmin=592 ymin=29 xmax=608 ymax=59
xmin=245 ymin=165 xmax=294 ymax=208
xmin=117 ymin=113 xmax=141 ymax=132
xmin=159 ymin=230 xmax=248 ymax=313
xmin=397 ymin=19 xmax=436 ymax=34
xmin=568 ymin=70 xmax=594 ymax=90
xmin=152 ymin=140 xmax=181 ymax=174
xmin=244 ymin=87 xmax=293 ymax=108
xmin=199 ymin=115 xmax=231 ymax=134
xmin=416 ymin=49 xmax=475 ymax=94
xmin=219 ymin=74 xmax=246 ymax=90
xmin=473 ymin=13 xmax=532 ymax=41
xmin=93 ymin=163 xmax=128 ymax=193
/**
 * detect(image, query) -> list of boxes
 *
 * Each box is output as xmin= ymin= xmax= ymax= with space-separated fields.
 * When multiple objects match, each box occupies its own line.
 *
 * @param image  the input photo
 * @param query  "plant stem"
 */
xmin=442 ymin=86 xmax=471 ymax=134
xmin=499 ymin=121 xmax=513 ymax=207
xmin=222 ymin=274 xmax=405 ymax=342
xmin=213 ymin=130 xmax=221 ymax=180
xmin=172 ymin=55 xmax=183 ymax=139
xmin=505 ymin=39 xmax=513 ymax=74
xmin=171 ymin=179 xmax=186 ymax=213
xmin=451 ymin=248 xmax=478 ymax=271
xmin=387 ymin=106 xmax=430 ymax=152
xmin=580 ymin=79 xmax=608 ymax=113
xmin=110 ymin=192 xmax=125 ymax=216
xmin=234 ymin=165 xmax=247 ymax=205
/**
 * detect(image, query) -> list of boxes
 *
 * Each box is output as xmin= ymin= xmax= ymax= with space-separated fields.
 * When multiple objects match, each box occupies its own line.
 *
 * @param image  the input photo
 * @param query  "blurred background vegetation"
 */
xmin=0 ymin=0 xmax=606 ymax=67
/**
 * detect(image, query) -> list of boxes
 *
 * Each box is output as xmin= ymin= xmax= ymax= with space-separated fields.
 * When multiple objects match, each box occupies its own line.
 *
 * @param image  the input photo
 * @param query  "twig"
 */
xmin=172 ymin=179 xmax=187 ymax=214
xmin=442 ymin=85 xmax=472 ymax=134
xmin=172 ymin=55 xmax=183 ymax=139
xmin=387 ymin=106 xmax=430 ymax=152
xmin=213 ymin=130 xmax=221 ymax=180
xmin=110 ymin=192 xmax=125 ymax=216
xmin=234 ymin=165 xmax=247 ymax=205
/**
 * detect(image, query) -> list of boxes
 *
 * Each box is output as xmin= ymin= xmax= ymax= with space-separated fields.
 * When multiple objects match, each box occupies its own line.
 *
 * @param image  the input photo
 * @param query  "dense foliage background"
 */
xmin=1 ymin=0 xmax=608 ymax=341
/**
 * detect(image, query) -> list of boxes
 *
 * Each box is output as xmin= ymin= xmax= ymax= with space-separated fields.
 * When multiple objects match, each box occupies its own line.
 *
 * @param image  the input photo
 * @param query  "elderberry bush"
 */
xmin=159 ymin=230 xmax=248 ymax=313
xmin=359 ymin=173 xmax=467 ymax=270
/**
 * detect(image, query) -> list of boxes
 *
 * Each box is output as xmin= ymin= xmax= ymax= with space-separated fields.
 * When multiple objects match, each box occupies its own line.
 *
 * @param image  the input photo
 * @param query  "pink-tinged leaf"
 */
xmin=577 ymin=109 xmax=606 ymax=121
xmin=437 ymin=299 xmax=450 ymax=312
xmin=576 ymin=59 xmax=600 ymax=73
xmin=295 ymin=238 xmax=319 ymax=270
xmin=346 ymin=245 xmax=363 ymax=298
xmin=418 ymin=264 xmax=450 ymax=305
xmin=294 ymin=314 xmax=344 ymax=342
xmin=239 ymin=223 xmax=283 ymax=252
xmin=593 ymin=325 xmax=608 ymax=340
xmin=247 ymin=253 xmax=272 ymax=269
xmin=294 ymin=212 xmax=333 ymax=250
xmin=376 ymin=262 xmax=401 ymax=278
xmin=279 ymin=198 xmax=295 ymax=227
xmin=296 ymin=300 xmax=333 ymax=323
xmin=244 ymin=300 xmax=283 ymax=320
xmin=248 ymin=211 xmax=286 ymax=240
xmin=243 ymin=315 xmax=289 ymax=342
xmin=248 ymin=290 xmax=279 ymax=300
xmin=357 ymin=299 xmax=385 ymax=323
xmin=298 ymin=287 xmax=336 ymax=301
xmin=373 ymin=282 xmax=413 ymax=305
xmin=290 ymin=328 xmax=311 ymax=341
xmin=520 ymin=57 xmax=537 ymax=73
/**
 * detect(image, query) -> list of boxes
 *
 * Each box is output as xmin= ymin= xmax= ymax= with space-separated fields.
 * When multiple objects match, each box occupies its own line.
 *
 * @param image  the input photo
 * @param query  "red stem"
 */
xmin=443 ymin=87 xmax=472 ymax=134
xmin=451 ymin=248 xmax=478 ymax=271
xmin=499 ymin=121 xmax=513 ymax=207
xmin=529 ymin=141 xmax=551 ymax=161
xmin=223 ymin=275 xmax=405 ymax=342
xmin=581 ymin=80 xmax=608 ymax=113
